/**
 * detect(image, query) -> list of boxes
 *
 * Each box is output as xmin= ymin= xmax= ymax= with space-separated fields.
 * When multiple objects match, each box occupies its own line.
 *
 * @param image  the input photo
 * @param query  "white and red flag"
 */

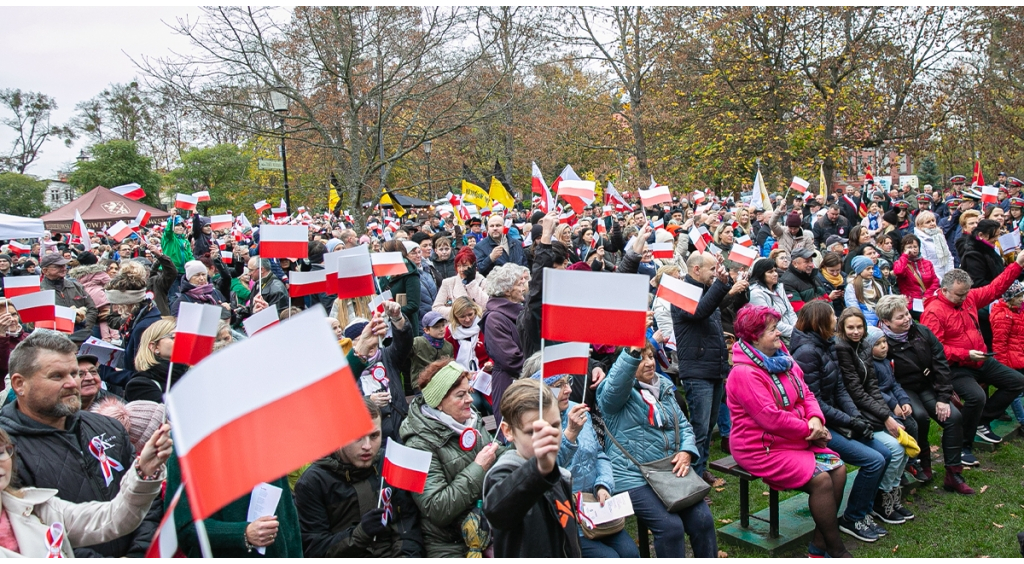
xmin=192 ymin=190 xmax=211 ymax=203
xmin=35 ymin=305 xmax=75 ymax=333
xmin=605 ymin=181 xmax=632 ymax=212
xmin=110 ymin=183 xmax=145 ymax=200
xmin=728 ymin=244 xmax=758 ymax=267
xmin=656 ymin=275 xmax=704 ymax=315
xmin=542 ymin=341 xmax=590 ymax=378
xmin=175 ymin=193 xmax=198 ymax=211
xmin=541 ymin=270 xmax=648 ymax=347
xmin=259 ymin=225 xmax=308 ymax=259
xmin=790 ymin=177 xmax=809 ymax=194
xmin=650 ymin=217 xmax=664 ymax=230
xmin=2 ymin=276 xmax=40 ymax=298
xmin=166 ymin=308 xmax=373 ymax=520
xmin=210 ymin=214 xmax=233 ymax=231
xmin=9 ymin=290 xmax=55 ymax=323
xmin=638 ymin=181 xmax=672 ymax=208
xmin=171 ymin=303 xmax=221 ymax=366
xmin=370 ymin=252 xmax=408 ymax=277
xmin=981 ymin=185 xmax=999 ymax=205
xmin=649 ymin=241 xmax=674 ymax=260
xmin=557 ymin=179 xmax=596 ymax=204
xmin=288 ymin=270 xmax=327 ymax=298
xmin=551 ymin=164 xmax=594 ymax=214
xmin=72 ymin=209 xmax=92 ymax=251
xmin=271 ymin=202 xmax=289 ymax=220
xmin=531 ymin=162 xmax=555 ymax=213
xmin=128 ymin=209 xmax=151 ymax=232
xmin=254 ymin=200 xmax=272 ymax=214
xmin=220 ymin=250 xmax=233 ymax=265
xmin=145 ymin=484 xmax=184 ymax=558
xmin=242 ymin=306 xmax=279 ymax=337
xmin=688 ymin=226 xmax=713 ymax=252
xmin=382 ymin=437 xmax=432 ymax=494
xmin=736 ymin=234 xmax=753 ymax=247
xmin=692 ymin=190 xmax=706 ymax=205
xmin=106 ymin=221 xmax=133 ymax=243
xmin=6 ymin=241 xmax=31 ymax=256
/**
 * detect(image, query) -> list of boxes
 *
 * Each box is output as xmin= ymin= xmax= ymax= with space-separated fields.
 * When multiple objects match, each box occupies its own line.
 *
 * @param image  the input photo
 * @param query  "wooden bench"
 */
xmin=710 ymin=455 xmax=780 ymax=539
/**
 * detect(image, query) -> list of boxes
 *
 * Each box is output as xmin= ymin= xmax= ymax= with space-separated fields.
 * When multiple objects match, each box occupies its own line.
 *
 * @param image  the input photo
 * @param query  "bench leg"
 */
xmin=637 ymin=520 xmax=650 ymax=558
xmin=769 ymin=489 xmax=780 ymax=539
xmin=739 ymin=478 xmax=750 ymax=528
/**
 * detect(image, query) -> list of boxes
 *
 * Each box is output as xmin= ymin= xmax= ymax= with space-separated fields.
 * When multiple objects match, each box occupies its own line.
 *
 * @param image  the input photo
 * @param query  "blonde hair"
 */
xmin=118 ymin=260 xmax=147 ymax=278
xmin=449 ymin=296 xmax=482 ymax=326
xmin=914 ymin=210 xmax=936 ymax=228
xmin=652 ymin=264 xmax=681 ymax=287
xmin=135 ymin=318 xmax=177 ymax=371
xmin=553 ymin=224 xmax=572 ymax=243
xmin=959 ymin=209 xmax=980 ymax=229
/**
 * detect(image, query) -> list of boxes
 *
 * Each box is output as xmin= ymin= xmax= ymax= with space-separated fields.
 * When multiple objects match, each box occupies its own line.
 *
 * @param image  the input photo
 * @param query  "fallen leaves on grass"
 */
xmin=1011 ymin=514 xmax=1019 ymax=518
xmin=930 ymin=445 xmax=940 ymax=453
xmin=992 ymin=522 xmax=1004 ymax=529
xmin=980 ymin=485 xmax=989 ymax=494
xmin=892 ymin=545 xmax=899 ymax=553
xmin=718 ymin=518 xmax=733 ymax=524
xmin=996 ymin=503 xmax=1004 ymax=508
xmin=762 ymin=491 xmax=770 ymax=496
xmin=718 ymin=550 xmax=729 ymax=558
xmin=714 ymin=487 xmax=725 ymax=492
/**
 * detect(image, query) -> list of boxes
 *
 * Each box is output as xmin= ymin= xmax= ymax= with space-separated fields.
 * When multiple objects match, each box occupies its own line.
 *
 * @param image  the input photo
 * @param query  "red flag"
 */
xmin=864 ymin=165 xmax=874 ymax=185
xmin=171 ymin=303 xmax=221 ymax=365
xmin=254 ymin=200 xmax=272 ymax=214
xmin=7 ymin=241 xmax=31 ymax=256
xmin=542 ymin=341 xmax=590 ymax=378
xmin=551 ymin=165 xmax=593 ymax=214
xmin=128 ymin=209 xmax=151 ymax=232
xmin=531 ymin=162 xmax=555 ymax=213
xmin=2 ymin=276 xmax=40 ymax=298
xmin=542 ymin=270 xmax=648 ymax=347
xmin=971 ymin=160 xmax=984 ymax=187
xmin=166 ymin=309 xmax=373 ymax=519
xmin=175 ymin=193 xmax=198 ymax=211
xmin=605 ymin=182 xmax=632 ymax=212
xmin=72 ymin=209 xmax=92 ymax=251
xmin=382 ymin=437 xmax=432 ymax=494
xmin=288 ymin=270 xmax=327 ymax=298
xmin=259 ymin=225 xmax=308 ymax=259
xmin=9 ymin=290 xmax=55 ymax=323
xmin=35 ymin=305 xmax=75 ymax=333
xmin=656 ymin=276 xmax=703 ymax=315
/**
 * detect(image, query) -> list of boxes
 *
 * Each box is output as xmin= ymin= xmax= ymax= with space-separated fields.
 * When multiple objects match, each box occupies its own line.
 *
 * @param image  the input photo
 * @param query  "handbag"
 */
xmin=602 ymin=407 xmax=710 ymax=512
xmin=576 ymin=492 xmax=626 ymax=540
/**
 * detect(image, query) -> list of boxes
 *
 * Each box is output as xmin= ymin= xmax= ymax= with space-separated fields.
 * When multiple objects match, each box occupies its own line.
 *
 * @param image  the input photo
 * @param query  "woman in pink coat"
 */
xmin=726 ymin=305 xmax=851 ymax=558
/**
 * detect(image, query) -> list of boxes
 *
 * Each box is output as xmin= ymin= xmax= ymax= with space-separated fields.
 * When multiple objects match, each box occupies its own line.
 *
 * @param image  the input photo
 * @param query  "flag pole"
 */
xmin=539 ymin=338 xmax=545 ymax=421
xmin=194 ymin=518 xmax=213 ymax=558
xmin=163 ymin=361 xmax=175 ymax=423
xmin=581 ymin=368 xmax=589 ymax=409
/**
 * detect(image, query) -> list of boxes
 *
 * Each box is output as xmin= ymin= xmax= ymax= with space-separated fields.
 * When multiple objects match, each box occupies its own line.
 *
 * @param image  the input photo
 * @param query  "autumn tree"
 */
xmin=0 ymin=89 xmax=74 ymax=174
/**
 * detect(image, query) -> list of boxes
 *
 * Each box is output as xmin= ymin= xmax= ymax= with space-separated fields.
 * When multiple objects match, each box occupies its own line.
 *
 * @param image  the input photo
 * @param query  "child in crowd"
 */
xmin=865 ymin=327 xmax=924 ymax=478
xmin=411 ymin=311 xmax=453 ymax=383
xmin=877 ymin=258 xmax=897 ymax=295
xmin=483 ymin=379 xmax=581 ymax=558
xmin=990 ymin=281 xmax=1024 ymax=425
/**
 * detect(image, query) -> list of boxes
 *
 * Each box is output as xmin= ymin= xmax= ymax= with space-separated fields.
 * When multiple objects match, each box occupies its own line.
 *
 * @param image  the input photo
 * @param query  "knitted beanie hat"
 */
xmin=851 ymin=255 xmax=874 ymax=275
xmin=125 ymin=401 xmax=166 ymax=454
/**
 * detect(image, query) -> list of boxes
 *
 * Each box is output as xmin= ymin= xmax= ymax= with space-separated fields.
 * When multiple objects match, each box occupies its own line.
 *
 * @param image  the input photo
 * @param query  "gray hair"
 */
xmin=8 ymin=330 xmax=78 ymax=378
xmin=874 ymin=295 xmax=908 ymax=322
xmin=940 ymin=268 xmax=972 ymax=291
xmin=522 ymin=351 xmax=543 ymax=379
xmin=484 ymin=263 xmax=529 ymax=297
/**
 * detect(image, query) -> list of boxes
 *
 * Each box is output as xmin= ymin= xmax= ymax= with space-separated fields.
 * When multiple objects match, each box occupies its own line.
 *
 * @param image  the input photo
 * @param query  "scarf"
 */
xmin=636 ymin=380 xmax=663 ymax=427
xmin=919 ymin=226 xmax=951 ymax=265
xmin=424 ymin=333 xmax=445 ymax=349
xmin=739 ymin=341 xmax=801 ymax=407
xmin=185 ymin=282 xmax=218 ymax=304
xmin=421 ymin=403 xmax=479 ymax=436
xmin=881 ymin=323 xmax=909 ymax=343
xmin=821 ymin=268 xmax=844 ymax=288
xmin=451 ymin=320 xmax=481 ymax=371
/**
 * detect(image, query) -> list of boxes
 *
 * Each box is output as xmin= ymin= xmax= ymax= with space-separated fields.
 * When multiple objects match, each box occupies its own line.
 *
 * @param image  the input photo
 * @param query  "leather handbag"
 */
xmin=603 ymin=408 xmax=710 ymax=512
xmin=576 ymin=492 xmax=626 ymax=539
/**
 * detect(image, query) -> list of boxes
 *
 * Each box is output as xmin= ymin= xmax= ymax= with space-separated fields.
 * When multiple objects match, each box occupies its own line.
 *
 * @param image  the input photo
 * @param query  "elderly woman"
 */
xmin=399 ymin=359 xmax=504 ymax=557
xmin=913 ymin=211 xmax=953 ymax=280
xmin=123 ymin=318 xmax=189 ymax=403
xmin=482 ymin=263 xmax=530 ymax=429
xmin=170 ymin=259 xmax=230 ymax=319
xmin=433 ymin=247 xmax=488 ymax=319
xmin=748 ymin=258 xmax=797 ymax=343
xmin=380 ymin=240 xmax=422 ymax=334
xmin=874 ymin=295 xmax=972 ymax=493
xmin=726 ymin=305 xmax=850 ymax=558
xmin=597 ymin=339 xmax=716 ymax=558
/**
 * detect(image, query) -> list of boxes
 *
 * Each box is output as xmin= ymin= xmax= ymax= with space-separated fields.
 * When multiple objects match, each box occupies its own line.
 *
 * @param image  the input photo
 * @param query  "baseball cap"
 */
xmin=825 ymin=234 xmax=848 ymax=247
xmin=40 ymin=255 xmax=70 ymax=268
xmin=791 ymin=247 xmax=815 ymax=260
xmin=422 ymin=311 xmax=446 ymax=328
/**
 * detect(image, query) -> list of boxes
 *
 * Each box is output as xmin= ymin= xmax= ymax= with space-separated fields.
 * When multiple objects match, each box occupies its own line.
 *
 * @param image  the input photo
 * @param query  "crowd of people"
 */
xmin=0 ymin=172 xmax=1023 ymax=558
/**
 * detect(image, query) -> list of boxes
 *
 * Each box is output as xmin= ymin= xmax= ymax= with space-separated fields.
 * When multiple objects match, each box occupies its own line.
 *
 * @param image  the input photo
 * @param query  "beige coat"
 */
xmin=0 ymin=465 xmax=162 ymax=558
xmin=431 ymin=275 xmax=488 ymax=319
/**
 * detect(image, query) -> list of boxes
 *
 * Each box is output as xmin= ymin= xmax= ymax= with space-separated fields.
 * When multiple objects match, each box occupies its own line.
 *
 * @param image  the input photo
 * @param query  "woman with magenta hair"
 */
xmin=725 ymin=305 xmax=851 ymax=558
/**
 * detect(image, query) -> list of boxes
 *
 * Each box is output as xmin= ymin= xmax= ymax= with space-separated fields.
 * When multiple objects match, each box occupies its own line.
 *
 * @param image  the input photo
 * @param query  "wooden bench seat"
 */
xmin=710 ymin=455 xmax=781 ymax=539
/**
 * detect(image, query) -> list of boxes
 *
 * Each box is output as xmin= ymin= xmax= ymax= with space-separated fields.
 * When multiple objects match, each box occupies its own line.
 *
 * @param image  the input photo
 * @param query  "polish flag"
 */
xmin=106 ymin=221 xmax=133 ymax=242
xmin=688 ymin=227 xmax=712 ymax=252
xmin=254 ymin=200 xmax=272 ymax=214
xmin=790 ymin=177 xmax=809 ymax=193
xmin=322 ymin=246 xmax=365 ymax=295
xmin=531 ymin=162 xmax=555 ymax=213
xmin=371 ymin=252 xmax=408 ymax=277
xmin=650 ymin=217 xmax=664 ymax=229
xmin=175 ymin=193 xmax=198 ymax=211
xmin=192 ymin=191 xmax=211 ymax=203
xmin=542 ymin=270 xmax=649 ymax=347
xmin=2 ymin=276 xmax=40 ymax=298
xmin=638 ymin=183 xmax=672 ymax=208
xmin=551 ymin=164 xmax=594 ymax=214
xmin=728 ymin=244 xmax=758 ymax=267
xmin=243 ymin=307 xmax=279 ymax=337
xmin=210 ymin=214 xmax=233 ymax=231
xmin=72 ymin=210 xmax=91 ymax=251
xmin=650 ymin=242 xmax=674 ymax=260
xmin=145 ymin=484 xmax=184 ymax=558
xmin=220 ymin=251 xmax=233 ymax=265
xmin=172 ymin=303 xmax=221 ymax=366
xmin=333 ymin=254 xmax=376 ymax=299
xmin=971 ymin=160 xmax=984 ymax=188
xmin=271 ymin=204 xmax=289 ymax=219
xmin=692 ymin=190 xmax=706 ymax=205
xmin=288 ymin=270 xmax=327 ymax=298
xmin=111 ymin=183 xmax=145 ymax=200
xmin=657 ymin=275 xmax=704 ymax=315
xmin=7 ymin=241 xmax=31 ymax=256
xmin=602 ymin=205 xmax=613 ymax=217
xmin=166 ymin=309 xmax=373 ymax=520
xmin=558 ymin=179 xmax=596 ymax=203
xmin=382 ymin=437 xmax=432 ymax=494
xmin=736 ymin=234 xmax=753 ymax=247
xmin=128 ymin=209 xmax=151 ymax=232
xmin=605 ymin=182 xmax=632 ymax=212
xmin=259 ymin=225 xmax=308 ymax=259
xmin=558 ymin=208 xmax=576 ymax=225
xmin=35 ymin=305 xmax=75 ymax=333
xmin=981 ymin=185 xmax=999 ymax=205
xmin=9 ymin=290 xmax=55 ymax=323
xmin=542 ymin=341 xmax=590 ymax=378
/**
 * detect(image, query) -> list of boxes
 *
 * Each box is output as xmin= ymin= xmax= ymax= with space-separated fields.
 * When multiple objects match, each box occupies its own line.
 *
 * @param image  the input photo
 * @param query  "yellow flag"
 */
xmin=819 ymin=162 xmax=828 ymax=200
xmin=380 ymin=192 xmax=406 ymax=217
xmin=489 ymin=176 xmax=514 ymax=211
xmin=328 ymin=189 xmax=340 ymax=213
xmin=462 ymin=180 xmax=491 ymax=210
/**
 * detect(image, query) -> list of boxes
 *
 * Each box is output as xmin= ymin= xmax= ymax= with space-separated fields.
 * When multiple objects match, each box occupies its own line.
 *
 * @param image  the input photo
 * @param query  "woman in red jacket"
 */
xmin=892 ymin=234 xmax=939 ymax=310
xmin=990 ymin=281 xmax=1024 ymax=424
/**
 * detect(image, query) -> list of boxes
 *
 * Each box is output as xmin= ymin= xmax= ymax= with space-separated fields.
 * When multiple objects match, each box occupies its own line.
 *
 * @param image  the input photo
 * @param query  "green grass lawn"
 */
xmin=626 ymin=422 xmax=1024 ymax=557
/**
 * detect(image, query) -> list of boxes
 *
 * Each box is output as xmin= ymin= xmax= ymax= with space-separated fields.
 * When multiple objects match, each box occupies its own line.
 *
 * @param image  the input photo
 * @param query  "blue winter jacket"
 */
xmin=557 ymin=400 xmax=614 ymax=496
xmin=597 ymin=350 xmax=698 ymax=493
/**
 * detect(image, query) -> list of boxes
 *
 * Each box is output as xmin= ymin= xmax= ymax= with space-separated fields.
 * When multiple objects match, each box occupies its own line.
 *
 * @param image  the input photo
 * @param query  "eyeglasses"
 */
xmin=0 ymin=444 xmax=15 ymax=462
xmin=549 ymin=375 xmax=574 ymax=391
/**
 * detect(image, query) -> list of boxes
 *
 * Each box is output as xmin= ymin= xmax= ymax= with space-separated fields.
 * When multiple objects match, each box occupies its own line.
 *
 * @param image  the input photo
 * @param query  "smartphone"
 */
xmin=984 ymin=352 xmax=997 ymax=357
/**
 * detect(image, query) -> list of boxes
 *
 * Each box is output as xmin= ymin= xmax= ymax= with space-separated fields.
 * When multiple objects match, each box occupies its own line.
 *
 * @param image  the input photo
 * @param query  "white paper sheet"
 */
xmin=579 ymin=491 xmax=635 ymax=527
xmin=471 ymin=370 xmax=492 ymax=396
xmin=79 ymin=337 xmax=124 ymax=368
xmin=246 ymin=482 xmax=282 ymax=554
xmin=999 ymin=230 xmax=1021 ymax=255
xmin=912 ymin=298 xmax=924 ymax=313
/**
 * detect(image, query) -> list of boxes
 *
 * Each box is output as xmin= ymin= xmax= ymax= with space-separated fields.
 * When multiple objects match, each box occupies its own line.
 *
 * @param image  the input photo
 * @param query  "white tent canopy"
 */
xmin=0 ymin=213 xmax=47 ymax=240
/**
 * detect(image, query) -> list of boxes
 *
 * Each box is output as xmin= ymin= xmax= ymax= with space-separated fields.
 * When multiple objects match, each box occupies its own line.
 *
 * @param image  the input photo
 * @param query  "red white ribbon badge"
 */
xmin=45 ymin=523 xmax=64 ymax=558
xmin=459 ymin=428 xmax=477 ymax=451
xmin=574 ymin=492 xmax=596 ymax=530
xmin=371 ymin=364 xmax=389 ymax=388
xmin=88 ymin=436 xmax=124 ymax=487
xmin=380 ymin=487 xmax=393 ymax=526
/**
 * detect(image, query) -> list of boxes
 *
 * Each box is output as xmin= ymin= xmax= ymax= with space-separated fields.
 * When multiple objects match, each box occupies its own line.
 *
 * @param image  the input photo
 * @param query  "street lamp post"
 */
xmin=424 ymin=139 xmax=432 ymax=199
xmin=270 ymin=89 xmax=292 ymax=212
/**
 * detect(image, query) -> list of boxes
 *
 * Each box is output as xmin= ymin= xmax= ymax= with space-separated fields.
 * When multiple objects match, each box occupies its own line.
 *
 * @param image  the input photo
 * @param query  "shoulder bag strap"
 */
xmin=596 ymin=395 xmax=681 ymax=468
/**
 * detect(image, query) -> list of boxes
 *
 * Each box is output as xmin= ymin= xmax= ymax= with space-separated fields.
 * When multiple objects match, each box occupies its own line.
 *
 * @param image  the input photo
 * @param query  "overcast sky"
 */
xmin=0 ymin=6 xmax=201 ymax=180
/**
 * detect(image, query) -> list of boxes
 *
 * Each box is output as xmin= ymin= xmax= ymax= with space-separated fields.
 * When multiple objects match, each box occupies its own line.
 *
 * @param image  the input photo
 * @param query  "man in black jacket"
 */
xmin=812 ymin=205 xmax=850 ymax=249
xmin=294 ymin=399 xmax=422 ymax=558
xmin=0 ymin=330 xmax=159 ymax=557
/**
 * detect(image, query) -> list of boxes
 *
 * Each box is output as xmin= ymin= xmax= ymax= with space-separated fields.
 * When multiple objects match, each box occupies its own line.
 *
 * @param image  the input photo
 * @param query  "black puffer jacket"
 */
xmin=293 ymin=453 xmax=423 ymax=558
xmin=123 ymin=358 xmax=190 ymax=403
xmin=671 ymin=274 xmax=732 ymax=380
xmin=959 ymin=235 xmax=1006 ymax=289
xmin=790 ymin=329 xmax=861 ymax=429
xmin=835 ymin=337 xmax=890 ymax=430
xmin=885 ymin=322 xmax=954 ymax=403
xmin=0 ymin=402 xmax=159 ymax=557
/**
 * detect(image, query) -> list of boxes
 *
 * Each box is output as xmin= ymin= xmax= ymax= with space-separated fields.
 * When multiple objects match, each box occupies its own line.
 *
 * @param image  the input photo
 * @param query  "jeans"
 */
xmin=826 ymin=432 xmax=890 ymax=521
xmin=717 ymin=393 xmax=732 ymax=438
xmin=680 ymin=378 xmax=723 ymax=477
xmin=578 ymin=529 xmax=641 ymax=558
xmin=627 ymin=484 xmax=717 ymax=558
xmin=904 ymin=388 xmax=964 ymax=467
xmin=1013 ymin=394 xmax=1024 ymax=424
xmin=872 ymin=430 xmax=908 ymax=492
xmin=952 ymin=358 xmax=1024 ymax=448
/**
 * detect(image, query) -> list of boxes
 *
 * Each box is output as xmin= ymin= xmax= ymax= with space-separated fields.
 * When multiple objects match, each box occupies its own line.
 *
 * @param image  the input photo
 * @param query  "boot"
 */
xmin=721 ymin=435 xmax=730 ymax=454
xmin=910 ymin=460 xmax=933 ymax=483
xmin=942 ymin=465 xmax=975 ymax=495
